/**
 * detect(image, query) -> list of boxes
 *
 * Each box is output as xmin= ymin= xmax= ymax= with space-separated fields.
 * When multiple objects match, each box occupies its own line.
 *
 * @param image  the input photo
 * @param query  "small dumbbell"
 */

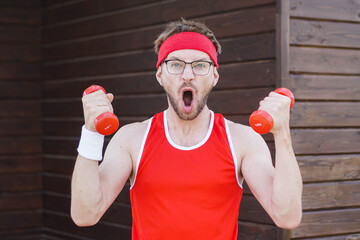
xmin=83 ymin=85 xmax=119 ymax=135
xmin=249 ymin=88 xmax=295 ymax=134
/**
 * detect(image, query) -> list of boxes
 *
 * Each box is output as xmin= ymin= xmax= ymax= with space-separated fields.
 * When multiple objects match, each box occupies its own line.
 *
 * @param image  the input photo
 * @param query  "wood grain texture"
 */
xmin=290 ymin=0 xmax=360 ymax=22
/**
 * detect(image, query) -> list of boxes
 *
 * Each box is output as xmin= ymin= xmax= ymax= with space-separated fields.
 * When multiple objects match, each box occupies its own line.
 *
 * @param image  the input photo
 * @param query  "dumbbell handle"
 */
xmin=249 ymin=88 xmax=295 ymax=134
xmin=83 ymin=85 xmax=119 ymax=135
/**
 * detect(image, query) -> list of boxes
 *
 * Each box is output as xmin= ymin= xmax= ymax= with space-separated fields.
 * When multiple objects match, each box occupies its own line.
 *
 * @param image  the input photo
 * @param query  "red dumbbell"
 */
xmin=83 ymin=85 xmax=119 ymax=135
xmin=249 ymin=88 xmax=295 ymax=134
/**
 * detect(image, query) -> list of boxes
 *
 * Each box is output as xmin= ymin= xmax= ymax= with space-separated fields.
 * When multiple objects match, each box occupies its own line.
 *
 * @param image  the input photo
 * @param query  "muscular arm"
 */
xmin=71 ymin=126 xmax=133 ymax=226
xmin=235 ymin=92 xmax=303 ymax=229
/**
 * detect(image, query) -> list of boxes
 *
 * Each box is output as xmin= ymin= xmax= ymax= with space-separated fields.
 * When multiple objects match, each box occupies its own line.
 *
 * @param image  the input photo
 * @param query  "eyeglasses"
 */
xmin=163 ymin=59 xmax=214 ymax=76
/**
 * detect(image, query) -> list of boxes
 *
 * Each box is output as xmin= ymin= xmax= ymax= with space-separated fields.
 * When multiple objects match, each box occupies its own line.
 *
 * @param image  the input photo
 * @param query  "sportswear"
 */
xmin=130 ymin=111 xmax=243 ymax=240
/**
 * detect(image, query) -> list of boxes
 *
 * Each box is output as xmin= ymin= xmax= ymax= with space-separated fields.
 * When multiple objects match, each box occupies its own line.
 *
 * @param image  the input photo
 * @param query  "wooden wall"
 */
xmin=42 ymin=0 xmax=281 ymax=239
xmin=0 ymin=0 xmax=43 ymax=239
xmin=283 ymin=0 xmax=360 ymax=239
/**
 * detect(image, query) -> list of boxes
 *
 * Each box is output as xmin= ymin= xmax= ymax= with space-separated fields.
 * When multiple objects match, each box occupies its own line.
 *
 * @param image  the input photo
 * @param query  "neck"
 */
xmin=165 ymin=107 xmax=212 ymax=147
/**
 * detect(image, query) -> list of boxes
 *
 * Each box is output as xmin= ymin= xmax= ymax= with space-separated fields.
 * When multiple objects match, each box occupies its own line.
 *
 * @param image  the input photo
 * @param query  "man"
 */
xmin=71 ymin=19 xmax=303 ymax=239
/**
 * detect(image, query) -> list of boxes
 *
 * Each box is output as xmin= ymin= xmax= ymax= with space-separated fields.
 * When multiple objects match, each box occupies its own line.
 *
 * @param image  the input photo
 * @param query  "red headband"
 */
xmin=156 ymin=32 xmax=218 ymax=69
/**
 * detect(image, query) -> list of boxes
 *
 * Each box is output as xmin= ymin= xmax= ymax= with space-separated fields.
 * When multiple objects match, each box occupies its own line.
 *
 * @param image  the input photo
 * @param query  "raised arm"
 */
xmin=238 ymin=91 xmax=303 ymax=229
xmin=70 ymin=89 xmax=133 ymax=226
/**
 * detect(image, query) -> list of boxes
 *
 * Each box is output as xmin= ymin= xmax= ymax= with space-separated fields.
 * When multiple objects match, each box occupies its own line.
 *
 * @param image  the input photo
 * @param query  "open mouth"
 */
xmin=183 ymin=90 xmax=193 ymax=107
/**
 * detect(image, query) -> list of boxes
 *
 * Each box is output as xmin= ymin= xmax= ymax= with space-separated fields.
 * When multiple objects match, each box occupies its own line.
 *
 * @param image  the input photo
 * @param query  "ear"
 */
xmin=212 ymin=67 xmax=219 ymax=87
xmin=156 ymin=66 xmax=163 ymax=86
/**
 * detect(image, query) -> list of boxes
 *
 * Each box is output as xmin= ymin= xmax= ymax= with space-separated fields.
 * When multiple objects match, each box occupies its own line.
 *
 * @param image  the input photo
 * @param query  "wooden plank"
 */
xmin=0 ymin=192 xmax=42 ymax=211
xmin=291 ymin=102 xmax=360 ymax=127
xmin=0 ymin=155 xmax=42 ymax=173
xmin=298 ymin=154 xmax=360 ymax=183
xmin=42 ymin=88 xmax=271 ymax=119
xmin=44 ymin=30 xmax=274 ymax=63
xmin=0 ymin=81 xmax=41 ymax=98
xmin=0 ymin=8 xmax=40 ymax=26
xmin=0 ymin=173 xmax=42 ymax=192
xmin=302 ymin=181 xmax=360 ymax=210
xmin=291 ymin=129 xmax=360 ymax=155
xmin=0 ymin=229 xmax=43 ymax=240
xmin=43 ymin=157 xmax=75 ymax=176
xmin=290 ymin=0 xmax=360 ymax=22
xmin=43 ymin=2 xmax=275 ymax=43
xmin=0 ymin=62 xmax=41 ymax=80
xmin=42 ymin=61 xmax=274 ymax=100
xmin=0 ymin=136 xmax=42 ymax=154
xmin=43 ymin=174 xmax=71 ymax=194
xmin=291 ymin=208 xmax=360 ymax=238
xmin=289 ymin=74 xmax=360 ymax=101
xmin=43 ymin=0 xmax=166 ymax=25
xmin=239 ymin=195 xmax=274 ymax=225
xmin=0 ymin=26 xmax=41 ymax=44
xmin=290 ymin=19 xmax=360 ymax=48
xmin=0 ymin=211 xmax=42 ymax=230
xmin=43 ymin=50 xmax=155 ymax=80
xmin=0 ymin=119 xmax=41 ymax=136
xmin=43 ymin=212 xmax=132 ymax=240
xmin=0 ymin=100 xmax=41 ymax=118
xmin=0 ymin=0 xmax=41 ymax=9
xmin=297 ymin=234 xmax=360 ymax=240
xmin=0 ymin=44 xmax=41 ymax=62
xmin=289 ymin=47 xmax=360 ymax=74
xmin=237 ymin=221 xmax=277 ymax=239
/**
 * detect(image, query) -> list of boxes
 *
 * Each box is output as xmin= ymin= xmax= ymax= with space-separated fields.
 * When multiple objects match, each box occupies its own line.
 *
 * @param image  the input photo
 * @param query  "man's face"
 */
xmin=156 ymin=49 xmax=219 ymax=120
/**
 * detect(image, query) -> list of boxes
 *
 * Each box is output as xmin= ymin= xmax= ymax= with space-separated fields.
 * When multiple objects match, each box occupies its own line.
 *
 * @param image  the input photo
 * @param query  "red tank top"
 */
xmin=130 ymin=111 xmax=243 ymax=240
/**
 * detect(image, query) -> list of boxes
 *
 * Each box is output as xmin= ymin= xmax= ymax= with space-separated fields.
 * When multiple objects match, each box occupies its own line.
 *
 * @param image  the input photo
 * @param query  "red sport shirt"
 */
xmin=130 ymin=111 xmax=243 ymax=240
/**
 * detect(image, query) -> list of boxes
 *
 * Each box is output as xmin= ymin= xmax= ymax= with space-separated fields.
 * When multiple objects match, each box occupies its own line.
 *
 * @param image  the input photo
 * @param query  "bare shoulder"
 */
xmin=111 ymin=119 xmax=151 ymax=148
xmin=226 ymin=119 xmax=264 ymax=146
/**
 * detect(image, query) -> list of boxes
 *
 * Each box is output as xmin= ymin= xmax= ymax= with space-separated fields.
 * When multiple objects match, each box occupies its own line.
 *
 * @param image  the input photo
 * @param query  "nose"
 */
xmin=181 ymin=64 xmax=194 ymax=82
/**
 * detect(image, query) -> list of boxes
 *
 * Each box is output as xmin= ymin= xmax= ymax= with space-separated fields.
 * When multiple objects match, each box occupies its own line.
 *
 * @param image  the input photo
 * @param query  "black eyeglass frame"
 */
xmin=162 ymin=59 xmax=214 ymax=76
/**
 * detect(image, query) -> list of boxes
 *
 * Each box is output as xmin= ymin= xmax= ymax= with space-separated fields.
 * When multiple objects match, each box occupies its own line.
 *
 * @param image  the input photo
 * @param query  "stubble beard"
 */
xmin=165 ymin=85 xmax=213 ymax=121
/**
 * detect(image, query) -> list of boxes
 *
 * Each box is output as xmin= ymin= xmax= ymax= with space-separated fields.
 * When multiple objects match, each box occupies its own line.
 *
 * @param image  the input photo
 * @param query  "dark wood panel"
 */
xmin=289 ymin=74 xmax=360 ymax=101
xmin=298 ymin=234 xmax=360 ymax=240
xmin=0 ymin=229 xmax=43 ymax=240
xmin=0 ymin=119 xmax=41 ymax=136
xmin=0 ymin=136 xmax=42 ymax=154
xmin=289 ymin=47 xmax=360 ymax=74
xmin=302 ymin=181 xmax=360 ymax=210
xmin=43 ymin=88 xmax=272 ymax=119
xmin=43 ymin=212 xmax=132 ymax=240
xmin=292 ymin=208 xmax=360 ymax=238
xmin=0 ymin=211 xmax=42 ymax=231
xmin=43 ymin=0 xmax=166 ymax=25
xmin=42 ymin=61 xmax=274 ymax=100
xmin=0 ymin=0 xmax=41 ymax=9
xmin=43 ymin=174 xmax=71 ymax=194
xmin=43 ymin=50 xmax=155 ymax=80
xmin=237 ymin=221 xmax=277 ymax=239
xmin=43 ymin=1 xmax=275 ymax=43
xmin=0 ymin=8 xmax=40 ymax=26
xmin=290 ymin=0 xmax=360 ymax=22
xmin=291 ymin=129 xmax=360 ymax=155
xmin=239 ymin=195 xmax=274 ymax=225
xmin=0 ymin=100 xmax=41 ymax=118
xmin=0 ymin=192 xmax=42 ymax=211
xmin=0 ymin=44 xmax=41 ymax=62
xmin=290 ymin=19 xmax=360 ymax=48
xmin=0 ymin=26 xmax=41 ymax=44
xmin=0 ymin=155 xmax=42 ymax=173
xmin=43 ymin=157 xmax=75 ymax=175
xmin=298 ymin=154 xmax=360 ymax=183
xmin=0 ymin=81 xmax=41 ymax=99
xmin=291 ymin=102 xmax=360 ymax=127
xmin=0 ymin=62 xmax=41 ymax=80
xmin=0 ymin=173 xmax=42 ymax=192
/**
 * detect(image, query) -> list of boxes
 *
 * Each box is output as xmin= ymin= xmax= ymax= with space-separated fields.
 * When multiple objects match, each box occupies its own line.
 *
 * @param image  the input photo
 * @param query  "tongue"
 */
xmin=183 ymin=91 xmax=192 ymax=106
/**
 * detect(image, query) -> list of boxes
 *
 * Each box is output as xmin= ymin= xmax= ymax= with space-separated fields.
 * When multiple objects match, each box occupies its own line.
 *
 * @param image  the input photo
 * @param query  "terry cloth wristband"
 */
xmin=77 ymin=125 xmax=104 ymax=161
xmin=156 ymin=32 xmax=219 ymax=69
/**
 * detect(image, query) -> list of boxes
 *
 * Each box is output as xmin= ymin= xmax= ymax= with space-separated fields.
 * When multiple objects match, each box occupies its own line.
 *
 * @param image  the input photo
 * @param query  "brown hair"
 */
xmin=154 ymin=18 xmax=221 ymax=55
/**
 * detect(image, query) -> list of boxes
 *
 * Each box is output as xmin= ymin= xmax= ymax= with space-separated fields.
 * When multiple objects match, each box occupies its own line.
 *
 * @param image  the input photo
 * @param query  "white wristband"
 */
xmin=77 ymin=125 xmax=105 ymax=161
